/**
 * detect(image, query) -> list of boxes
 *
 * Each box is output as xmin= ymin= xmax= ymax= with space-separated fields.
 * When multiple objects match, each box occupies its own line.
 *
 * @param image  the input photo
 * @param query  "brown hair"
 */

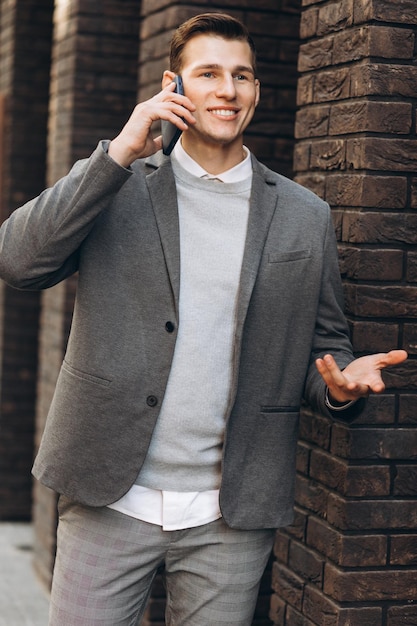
xmin=170 ymin=13 xmax=257 ymax=75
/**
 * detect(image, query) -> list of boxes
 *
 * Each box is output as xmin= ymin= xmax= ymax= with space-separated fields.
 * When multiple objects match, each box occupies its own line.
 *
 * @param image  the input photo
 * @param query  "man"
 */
xmin=0 ymin=12 xmax=406 ymax=626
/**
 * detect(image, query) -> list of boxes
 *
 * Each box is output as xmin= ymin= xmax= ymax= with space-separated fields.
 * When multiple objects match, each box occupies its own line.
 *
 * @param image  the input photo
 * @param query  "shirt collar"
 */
xmin=172 ymin=139 xmax=252 ymax=183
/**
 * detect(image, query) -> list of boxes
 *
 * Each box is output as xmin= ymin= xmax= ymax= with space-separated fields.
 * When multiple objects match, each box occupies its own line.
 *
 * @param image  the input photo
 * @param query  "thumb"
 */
xmin=154 ymin=135 xmax=163 ymax=152
xmin=379 ymin=349 xmax=408 ymax=368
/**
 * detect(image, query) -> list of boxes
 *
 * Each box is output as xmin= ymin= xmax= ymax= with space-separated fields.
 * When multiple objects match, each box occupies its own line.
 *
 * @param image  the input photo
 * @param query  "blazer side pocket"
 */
xmin=62 ymin=361 xmax=112 ymax=387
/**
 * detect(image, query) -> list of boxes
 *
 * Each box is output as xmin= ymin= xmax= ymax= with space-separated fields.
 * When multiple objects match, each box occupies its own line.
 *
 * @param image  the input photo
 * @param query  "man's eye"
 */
xmin=202 ymin=72 xmax=214 ymax=78
xmin=235 ymin=74 xmax=248 ymax=81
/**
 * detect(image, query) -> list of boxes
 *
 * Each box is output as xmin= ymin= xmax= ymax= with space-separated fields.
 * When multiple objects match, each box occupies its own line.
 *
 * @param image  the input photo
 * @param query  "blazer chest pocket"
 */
xmin=268 ymin=249 xmax=311 ymax=264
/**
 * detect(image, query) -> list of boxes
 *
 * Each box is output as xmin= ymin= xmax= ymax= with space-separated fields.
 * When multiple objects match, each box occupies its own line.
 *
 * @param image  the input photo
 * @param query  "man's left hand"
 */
xmin=315 ymin=350 xmax=408 ymax=404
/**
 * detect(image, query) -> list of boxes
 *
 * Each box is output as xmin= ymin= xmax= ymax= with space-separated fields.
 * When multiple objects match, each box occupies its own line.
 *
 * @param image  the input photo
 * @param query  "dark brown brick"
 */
xmin=329 ymin=101 xmax=412 ymax=135
xmin=411 ymin=177 xmax=417 ymax=209
xmin=299 ymin=410 xmax=332 ymax=450
xmin=303 ymin=585 xmax=340 ymax=626
xmin=393 ymin=466 xmax=417 ymax=496
xmin=324 ymin=562 xmax=417 ymax=602
xmin=309 ymin=449 xmax=348 ymax=492
xmin=387 ymin=604 xmax=417 ymax=626
xmin=294 ymin=172 xmax=326 ymax=198
xmin=285 ymin=605 xmax=315 ymax=626
xmin=390 ymin=534 xmax=417 ymax=565
xmin=295 ymin=475 xmax=329 ymax=519
xmin=296 ymin=441 xmax=310 ymax=474
xmin=298 ymin=37 xmax=334 ymax=72
xmin=350 ymin=64 xmax=417 ymax=98
xmin=349 ymin=321 xmax=400 ymax=354
xmin=310 ymin=139 xmax=346 ymax=170
xmin=406 ymin=253 xmax=417 ymax=283
xmin=312 ymin=68 xmax=351 ymax=103
xmin=310 ymin=448 xmax=391 ymax=496
xmin=398 ymin=395 xmax=417 ymax=424
xmin=331 ymin=424 xmax=417 ymax=460
xmin=307 ymin=516 xmax=387 ymax=567
xmin=327 ymin=494 xmax=417 ymax=531
xmin=326 ymin=175 xmax=407 ymax=209
xmin=269 ymin=593 xmax=286 ymax=626
xmin=344 ymin=284 xmax=417 ymax=320
xmin=346 ymin=137 xmax=417 ymax=172
xmin=299 ymin=7 xmax=319 ymax=39
xmin=295 ymin=105 xmax=330 ymax=138
xmin=274 ymin=531 xmax=290 ymax=565
xmin=337 ymin=607 xmax=383 ymax=626
xmin=331 ymin=27 xmax=370 ymax=64
xmin=338 ymin=247 xmax=404 ymax=281
xmin=271 ymin=562 xmax=304 ymax=611
xmin=297 ymin=75 xmax=315 ymax=106
xmin=285 ymin=508 xmax=308 ymax=542
xmin=354 ymin=0 xmax=417 ymax=25
xmin=289 ymin=541 xmax=324 ymax=585
xmin=342 ymin=212 xmax=417 ymax=245
xmin=368 ymin=26 xmax=415 ymax=59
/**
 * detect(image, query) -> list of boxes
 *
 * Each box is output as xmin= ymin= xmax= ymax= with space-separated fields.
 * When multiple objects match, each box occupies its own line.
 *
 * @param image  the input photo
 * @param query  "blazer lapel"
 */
xmin=235 ymin=157 xmax=279 ymax=335
xmin=143 ymin=152 xmax=279 ymax=326
xmin=145 ymin=154 xmax=181 ymax=311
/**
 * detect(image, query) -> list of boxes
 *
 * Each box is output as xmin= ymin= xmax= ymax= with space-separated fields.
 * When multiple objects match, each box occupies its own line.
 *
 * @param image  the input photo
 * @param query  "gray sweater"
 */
xmin=136 ymin=162 xmax=251 ymax=491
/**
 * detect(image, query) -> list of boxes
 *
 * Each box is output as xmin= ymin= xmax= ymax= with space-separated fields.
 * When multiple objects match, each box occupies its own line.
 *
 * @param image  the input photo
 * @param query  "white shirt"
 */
xmin=108 ymin=140 xmax=252 ymax=530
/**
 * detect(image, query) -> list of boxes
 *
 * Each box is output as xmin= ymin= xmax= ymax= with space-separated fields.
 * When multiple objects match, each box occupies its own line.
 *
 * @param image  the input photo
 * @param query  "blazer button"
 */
xmin=146 ymin=395 xmax=158 ymax=407
xmin=165 ymin=321 xmax=175 ymax=333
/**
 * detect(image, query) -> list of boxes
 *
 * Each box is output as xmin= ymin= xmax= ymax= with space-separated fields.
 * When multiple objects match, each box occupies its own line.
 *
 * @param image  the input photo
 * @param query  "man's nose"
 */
xmin=215 ymin=75 xmax=237 ymax=99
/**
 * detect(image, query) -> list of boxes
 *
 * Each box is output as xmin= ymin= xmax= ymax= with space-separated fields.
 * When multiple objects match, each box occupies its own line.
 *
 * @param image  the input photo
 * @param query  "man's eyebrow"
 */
xmin=191 ymin=63 xmax=255 ymax=75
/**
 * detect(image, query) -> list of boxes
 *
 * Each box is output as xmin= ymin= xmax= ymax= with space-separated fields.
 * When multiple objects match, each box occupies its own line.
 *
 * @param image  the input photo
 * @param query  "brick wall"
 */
xmin=271 ymin=0 xmax=417 ymax=624
xmin=0 ymin=0 xmax=54 ymax=521
xmin=31 ymin=0 xmax=142 ymax=590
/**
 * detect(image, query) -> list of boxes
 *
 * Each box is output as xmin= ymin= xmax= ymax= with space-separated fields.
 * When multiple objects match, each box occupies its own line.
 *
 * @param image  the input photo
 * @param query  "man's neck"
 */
xmin=180 ymin=137 xmax=246 ymax=176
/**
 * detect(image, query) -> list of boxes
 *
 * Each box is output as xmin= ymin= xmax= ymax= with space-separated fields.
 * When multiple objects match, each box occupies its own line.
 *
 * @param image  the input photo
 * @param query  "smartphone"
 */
xmin=162 ymin=75 xmax=184 ymax=155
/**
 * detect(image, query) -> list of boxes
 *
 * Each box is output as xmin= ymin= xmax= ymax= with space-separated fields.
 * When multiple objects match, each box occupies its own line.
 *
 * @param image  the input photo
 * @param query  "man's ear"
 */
xmin=162 ymin=70 xmax=176 ymax=89
xmin=255 ymin=79 xmax=261 ymax=108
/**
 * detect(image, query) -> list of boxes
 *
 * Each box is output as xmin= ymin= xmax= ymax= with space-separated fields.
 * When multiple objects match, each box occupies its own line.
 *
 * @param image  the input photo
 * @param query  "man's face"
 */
xmin=176 ymin=34 xmax=260 ymax=151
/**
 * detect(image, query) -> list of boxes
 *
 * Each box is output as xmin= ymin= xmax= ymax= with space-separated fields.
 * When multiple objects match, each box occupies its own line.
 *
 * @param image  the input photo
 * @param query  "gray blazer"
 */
xmin=0 ymin=142 xmax=358 ymax=529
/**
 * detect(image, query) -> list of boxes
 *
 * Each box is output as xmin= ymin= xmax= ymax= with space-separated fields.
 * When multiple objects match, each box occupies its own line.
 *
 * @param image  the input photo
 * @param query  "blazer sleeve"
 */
xmin=303 ymin=206 xmax=364 ymax=420
xmin=0 ymin=141 xmax=132 ymax=290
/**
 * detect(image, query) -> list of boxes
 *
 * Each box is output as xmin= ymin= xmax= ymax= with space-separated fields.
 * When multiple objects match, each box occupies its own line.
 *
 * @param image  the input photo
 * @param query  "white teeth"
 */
xmin=210 ymin=109 xmax=236 ymax=116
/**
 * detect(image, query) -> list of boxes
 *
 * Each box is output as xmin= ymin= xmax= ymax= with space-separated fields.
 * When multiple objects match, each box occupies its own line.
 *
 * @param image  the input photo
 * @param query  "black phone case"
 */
xmin=162 ymin=76 xmax=184 ymax=155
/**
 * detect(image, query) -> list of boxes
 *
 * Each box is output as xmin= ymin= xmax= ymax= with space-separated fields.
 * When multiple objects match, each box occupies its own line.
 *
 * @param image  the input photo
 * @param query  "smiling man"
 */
xmin=0 ymin=12 xmax=407 ymax=626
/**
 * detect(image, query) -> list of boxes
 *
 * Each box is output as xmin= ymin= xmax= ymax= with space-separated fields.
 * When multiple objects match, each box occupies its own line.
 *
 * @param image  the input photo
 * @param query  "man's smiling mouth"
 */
xmin=209 ymin=109 xmax=238 ymax=116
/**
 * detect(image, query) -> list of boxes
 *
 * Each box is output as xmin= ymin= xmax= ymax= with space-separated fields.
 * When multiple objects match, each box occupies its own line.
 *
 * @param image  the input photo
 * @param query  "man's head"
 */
xmin=170 ymin=13 xmax=257 ymax=76
xmin=162 ymin=12 xmax=260 ymax=167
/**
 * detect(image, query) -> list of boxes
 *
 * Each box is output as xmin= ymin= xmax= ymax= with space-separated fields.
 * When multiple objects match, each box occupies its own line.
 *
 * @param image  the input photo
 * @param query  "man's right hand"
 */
xmin=108 ymin=81 xmax=196 ymax=167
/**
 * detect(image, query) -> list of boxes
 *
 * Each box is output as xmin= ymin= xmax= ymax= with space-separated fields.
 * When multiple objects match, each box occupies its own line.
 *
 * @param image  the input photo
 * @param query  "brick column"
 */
xmin=271 ymin=1 xmax=417 ymax=624
xmin=0 ymin=0 xmax=54 ymax=521
xmin=32 ymin=0 xmax=141 ymax=590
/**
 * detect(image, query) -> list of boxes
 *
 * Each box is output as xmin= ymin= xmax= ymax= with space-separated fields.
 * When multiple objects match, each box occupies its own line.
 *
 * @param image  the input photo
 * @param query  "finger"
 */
xmin=162 ymin=104 xmax=195 ymax=127
xmin=368 ymin=379 xmax=385 ymax=393
xmin=318 ymin=354 xmax=345 ymax=383
xmin=315 ymin=355 xmax=347 ymax=390
xmin=316 ymin=356 xmax=370 ymax=400
xmin=161 ymin=83 xmax=196 ymax=112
